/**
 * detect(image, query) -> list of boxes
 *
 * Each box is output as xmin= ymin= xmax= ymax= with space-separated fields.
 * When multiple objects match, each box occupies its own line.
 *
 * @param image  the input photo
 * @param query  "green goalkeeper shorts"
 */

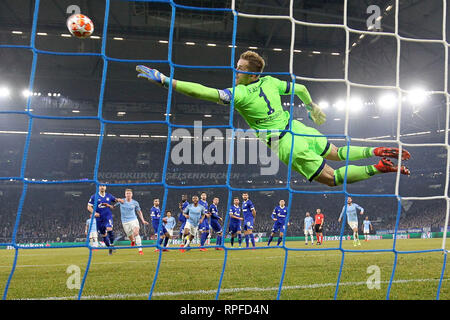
xmin=270 ymin=120 xmax=331 ymax=181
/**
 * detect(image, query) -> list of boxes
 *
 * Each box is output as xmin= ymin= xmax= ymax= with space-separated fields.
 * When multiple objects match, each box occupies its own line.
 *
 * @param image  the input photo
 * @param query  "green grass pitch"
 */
xmin=1 ymin=238 xmax=450 ymax=300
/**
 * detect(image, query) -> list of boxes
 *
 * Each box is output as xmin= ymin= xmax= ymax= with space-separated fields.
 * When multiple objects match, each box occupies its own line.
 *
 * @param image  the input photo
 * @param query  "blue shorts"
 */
xmin=179 ymin=221 xmax=186 ymax=234
xmin=228 ymin=223 xmax=241 ymax=234
xmin=271 ymin=221 xmax=286 ymax=234
xmin=97 ymin=217 xmax=113 ymax=235
xmin=200 ymin=219 xmax=210 ymax=232
xmin=243 ymin=219 xmax=254 ymax=231
xmin=152 ymin=221 xmax=168 ymax=235
xmin=210 ymin=220 xmax=222 ymax=233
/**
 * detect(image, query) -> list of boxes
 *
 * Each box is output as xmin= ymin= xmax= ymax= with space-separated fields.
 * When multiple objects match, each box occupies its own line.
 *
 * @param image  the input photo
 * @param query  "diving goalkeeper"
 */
xmin=136 ymin=51 xmax=410 ymax=187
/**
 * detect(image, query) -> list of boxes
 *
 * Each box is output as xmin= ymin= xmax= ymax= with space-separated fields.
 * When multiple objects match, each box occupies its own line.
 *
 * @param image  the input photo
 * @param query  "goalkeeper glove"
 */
xmin=305 ymin=102 xmax=326 ymax=125
xmin=136 ymin=65 xmax=170 ymax=88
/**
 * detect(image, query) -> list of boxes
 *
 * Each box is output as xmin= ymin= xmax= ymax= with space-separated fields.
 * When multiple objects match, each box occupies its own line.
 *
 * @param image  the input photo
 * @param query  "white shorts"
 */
xmin=89 ymin=232 xmax=98 ymax=239
xmin=167 ymin=228 xmax=174 ymax=237
xmin=184 ymin=221 xmax=199 ymax=238
xmin=304 ymin=229 xmax=313 ymax=236
xmin=122 ymin=219 xmax=140 ymax=237
xmin=348 ymin=221 xmax=358 ymax=230
xmin=364 ymin=228 xmax=370 ymax=234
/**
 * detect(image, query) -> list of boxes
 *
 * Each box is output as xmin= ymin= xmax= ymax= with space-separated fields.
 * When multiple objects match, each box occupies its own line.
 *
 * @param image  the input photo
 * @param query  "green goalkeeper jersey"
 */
xmin=221 ymin=76 xmax=312 ymax=137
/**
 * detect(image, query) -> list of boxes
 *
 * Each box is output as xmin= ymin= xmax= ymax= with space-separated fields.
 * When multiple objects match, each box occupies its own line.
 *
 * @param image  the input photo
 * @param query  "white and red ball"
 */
xmin=66 ymin=14 xmax=94 ymax=39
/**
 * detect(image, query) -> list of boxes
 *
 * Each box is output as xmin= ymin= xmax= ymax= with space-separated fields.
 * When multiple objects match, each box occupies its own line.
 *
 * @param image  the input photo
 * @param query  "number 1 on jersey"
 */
xmin=259 ymin=88 xmax=275 ymax=115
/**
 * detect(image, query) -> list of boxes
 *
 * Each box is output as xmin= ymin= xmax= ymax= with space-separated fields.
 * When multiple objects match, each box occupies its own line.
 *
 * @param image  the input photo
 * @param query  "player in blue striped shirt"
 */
xmin=150 ymin=198 xmax=170 ymax=252
xmin=242 ymin=192 xmax=257 ymax=248
xmin=338 ymin=196 xmax=364 ymax=246
xmin=87 ymin=184 xmax=123 ymax=255
xmin=268 ymin=200 xmax=288 ymax=246
xmin=209 ymin=197 xmax=224 ymax=250
xmin=229 ymin=197 xmax=243 ymax=247
xmin=178 ymin=194 xmax=189 ymax=243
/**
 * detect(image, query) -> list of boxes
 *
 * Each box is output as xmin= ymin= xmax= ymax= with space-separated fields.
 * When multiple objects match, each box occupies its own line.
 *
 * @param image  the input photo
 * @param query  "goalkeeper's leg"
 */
xmin=325 ymin=144 xmax=411 ymax=162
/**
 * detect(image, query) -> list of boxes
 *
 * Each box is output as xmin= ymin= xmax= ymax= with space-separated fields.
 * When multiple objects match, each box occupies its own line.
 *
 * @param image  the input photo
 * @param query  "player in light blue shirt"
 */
xmin=181 ymin=195 xmax=206 ymax=252
xmin=268 ymin=200 xmax=288 ymax=246
xmin=338 ymin=197 xmax=364 ymax=246
xmin=85 ymin=214 xmax=98 ymax=248
xmin=178 ymin=194 xmax=189 ymax=242
xmin=303 ymin=211 xmax=314 ymax=245
xmin=164 ymin=210 xmax=176 ymax=246
xmin=116 ymin=189 xmax=148 ymax=255
xmin=242 ymin=192 xmax=257 ymax=248
xmin=198 ymin=192 xmax=210 ymax=250
xmin=362 ymin=216 xmax=373 ymax=241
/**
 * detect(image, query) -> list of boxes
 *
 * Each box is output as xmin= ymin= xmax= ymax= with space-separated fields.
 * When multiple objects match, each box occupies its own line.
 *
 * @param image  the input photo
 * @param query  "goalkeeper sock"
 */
xmin=334 ymin=165 xmax=381 ymax=185
xmin=337 ymin=146 xmax=375 ymax=161
xmin=250 ymin=234 xmax=255 ymax=247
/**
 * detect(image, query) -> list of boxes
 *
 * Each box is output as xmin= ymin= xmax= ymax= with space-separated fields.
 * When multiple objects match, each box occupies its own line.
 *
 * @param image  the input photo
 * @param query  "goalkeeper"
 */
xmin=136 ymin=51 xmax=410 ymax=187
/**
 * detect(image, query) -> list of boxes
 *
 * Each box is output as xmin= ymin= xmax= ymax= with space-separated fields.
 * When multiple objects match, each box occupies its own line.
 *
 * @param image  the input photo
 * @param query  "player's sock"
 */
xmin=310 ymin=235 xmax=314 ymax=244
xmin=268 ymin=235 xmax=273 ymax=245
xmin=200 ymin=232 xmax=208 ymax=246
xmin=250 ymin=234 xmax=255 ymax=247
xmin=135 ymin=235 xmax=142 ymax=251
xmin=107 ymin=231 xmax=115 ymax=245
xmin=245 ymin=235 xmax=250 ymax=247
xmin=231 ymin=237 xmax=234 ymax=247
xmin=337 ymin=146 xmax=374 ymax=161
xmin=159 ymin=237 xmax=164 ymax=245
xmin=334 ymin=165 xmax=381 ymax=185
xmin=103 ymin=235 xmax=111 ymax=247
xmin=238 ymin=234 xmax=242 ymax=246
xmin=163 ymin=237 xmax=169 ymax=247
xmin=185 ymin=237 xmax=191 ymax=247
xmin=277 ymin=236 xmax=283 ymax=246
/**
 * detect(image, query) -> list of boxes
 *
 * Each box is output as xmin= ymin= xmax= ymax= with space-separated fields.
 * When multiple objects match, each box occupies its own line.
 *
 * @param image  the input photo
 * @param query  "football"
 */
xmin=66 ymin=13 xmax=94 ymax=39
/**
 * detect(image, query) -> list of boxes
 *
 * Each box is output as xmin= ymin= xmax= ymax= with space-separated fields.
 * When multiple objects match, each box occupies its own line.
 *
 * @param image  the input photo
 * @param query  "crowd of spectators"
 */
xmin=0 ymin=134 xmax=448 ymax=243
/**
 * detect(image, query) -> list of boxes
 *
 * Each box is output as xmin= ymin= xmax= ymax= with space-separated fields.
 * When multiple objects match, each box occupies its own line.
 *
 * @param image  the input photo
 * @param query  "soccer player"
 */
xmin=178 ymin=194 xmax=189 ymax=243
xmin=198 ymin=192 xmax=210 ymax=249
xmin=180 ymin=195 xmax=207 ymax=252
xmin=362 ymin=216 xmax=373 ymax=241
xmin=209 ymin=197 xmax=224 ymax=250
xmin=314 ymin=209 xmax=324 ymax=245
xmin=242 ymin=192 xmax=257 ymax=248
xmin=87 ymin=184 xmax=123 ymax=255
xmin=338 ymin=197 xmax=364 ymax=246
xmin=267 ymin=200 xmax=288 ymax=246
xmin=228 ymin=197 xmax=243 ymax=248
xmin=304 ymin=212 xmax=314 ymax=245
xmin=136 ymin=51 xmax=411 ymax=188
xmin=150 ymin=199 xmax=170 ymax=252
xmin=116 ymin=189 xmax=148 ymax=255
xmin=165 ymin=210 xmax=176 ymax=246
xmin=85 ymin=214 xmax=98 ymax=248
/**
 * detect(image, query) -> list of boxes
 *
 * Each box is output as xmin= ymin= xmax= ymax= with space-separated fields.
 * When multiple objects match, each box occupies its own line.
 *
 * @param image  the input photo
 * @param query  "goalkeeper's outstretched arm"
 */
xmin=136 ymin=65 xmax=221 ymax=104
